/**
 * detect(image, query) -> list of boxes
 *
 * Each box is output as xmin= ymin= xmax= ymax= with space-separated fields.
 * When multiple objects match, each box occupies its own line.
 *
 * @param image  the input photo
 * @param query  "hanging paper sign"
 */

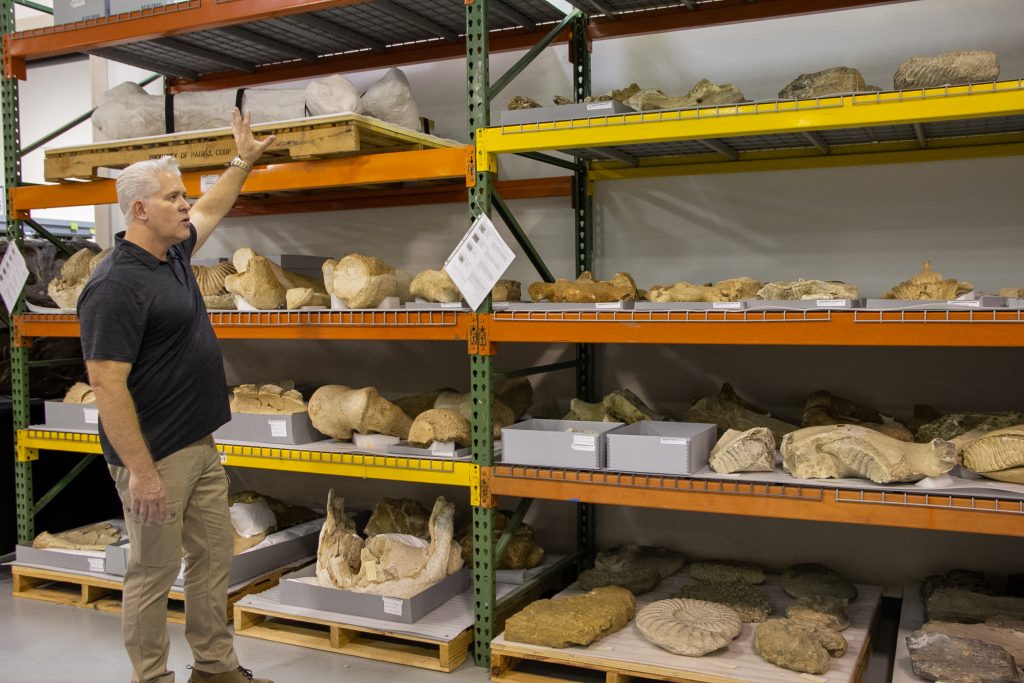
xmin=0 ymin=241 xmax=30 ymax=313
xmin=444 ymin=213 xmax=515 ymax=311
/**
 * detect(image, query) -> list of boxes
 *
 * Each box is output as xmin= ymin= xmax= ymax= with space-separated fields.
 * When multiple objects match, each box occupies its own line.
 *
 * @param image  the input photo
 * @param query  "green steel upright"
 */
xmin=2 ymin=0 xmax=33 ymax=544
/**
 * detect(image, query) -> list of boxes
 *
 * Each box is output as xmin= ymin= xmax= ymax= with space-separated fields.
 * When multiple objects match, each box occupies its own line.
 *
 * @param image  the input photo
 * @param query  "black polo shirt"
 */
xmin=77 ymin=225 xmax=230 ymax=467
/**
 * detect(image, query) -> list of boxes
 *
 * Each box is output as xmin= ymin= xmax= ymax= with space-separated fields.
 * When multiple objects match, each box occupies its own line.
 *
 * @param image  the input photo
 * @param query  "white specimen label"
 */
xmin=200 ymin=174 xmax=219 ymax=193
xmin=571 ymin=435 xmax=596 ymax=451
xmin=595 ymin=302 xmax=622 ymax=309
xmin=441 ymin=301 xmax=463 ymax=309
xmin=659 ymin=437 xmax=689 ymax=446
xmin=712 ymin=301 xmax=743 ymax=309
xmin=269 ymin=420 xmax=288 ymax=437
xmin=83 ymin=408 xmax=99 ymax=424
xmin=816 ymin=299 xmax=849 ymax=308
xmin=947 ymin=299 xmax=981 ymax=307
xmin=88 ymin=558 xmax=104 ymax=572
xmin=587 ymin=102 xmax=614 ymax=111
xmin=382 ymin=596 xmax=403 ymax=616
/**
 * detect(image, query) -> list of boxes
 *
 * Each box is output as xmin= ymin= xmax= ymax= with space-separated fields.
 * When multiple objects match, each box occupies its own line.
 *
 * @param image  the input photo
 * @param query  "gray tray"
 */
xmin=501 ymin=419 xmax=622 ymax=470
xmin=500 ymin=100 xmax=636 ymax=125
xmin=606 ymin=421 xmax=717 ymax=475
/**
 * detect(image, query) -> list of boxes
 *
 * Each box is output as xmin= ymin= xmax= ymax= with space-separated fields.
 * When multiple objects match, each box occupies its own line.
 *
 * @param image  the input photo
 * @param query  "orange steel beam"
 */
xmin=487 ymin=467 xmax=1024 ymax=538
xmin=9 ymin=147 xmax=472 ymax=214
xmin=484 ymin=312 xmax=1024 ymax=347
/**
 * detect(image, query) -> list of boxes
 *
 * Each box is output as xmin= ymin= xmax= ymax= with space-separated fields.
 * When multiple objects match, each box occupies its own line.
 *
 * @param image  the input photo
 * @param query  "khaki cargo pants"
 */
xmin=109 ymin=435 xmax=239 ymax=683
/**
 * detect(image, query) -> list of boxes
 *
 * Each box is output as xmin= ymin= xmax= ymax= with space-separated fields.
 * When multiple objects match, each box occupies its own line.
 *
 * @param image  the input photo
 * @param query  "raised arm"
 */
xmin=190 ymin=108 xmax=276 ymax=255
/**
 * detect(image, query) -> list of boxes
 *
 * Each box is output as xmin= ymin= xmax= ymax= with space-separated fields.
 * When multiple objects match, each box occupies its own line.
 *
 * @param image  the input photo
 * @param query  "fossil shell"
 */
xmin=962 ymin=426 xmax=1024 ymax=484
xmin=191 ymin=261 xmax=237 ymax=296
xmin=710 ymin=428 xmax=775 ymax=473
xmin=636 ymin=598 xmax=743 ymax=656
xmin=677 ymin=582 xmax=772 ymax=622
xmin=689 ymin=559 xmax=765 ymax=585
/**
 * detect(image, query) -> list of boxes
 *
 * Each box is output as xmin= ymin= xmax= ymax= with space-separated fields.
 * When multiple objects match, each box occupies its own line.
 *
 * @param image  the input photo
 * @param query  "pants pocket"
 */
xmin=125 ymin=499 xmax=184 ymax=568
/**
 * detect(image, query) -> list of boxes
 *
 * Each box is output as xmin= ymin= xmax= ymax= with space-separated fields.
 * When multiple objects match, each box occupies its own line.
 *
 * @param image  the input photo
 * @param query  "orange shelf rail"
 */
xmin=484 ymin=466 xmax=1024 ymax=538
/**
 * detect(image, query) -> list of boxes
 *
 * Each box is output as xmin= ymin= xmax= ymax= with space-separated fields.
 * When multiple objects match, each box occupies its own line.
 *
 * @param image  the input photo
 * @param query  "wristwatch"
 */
xmin=228 ymin=156 xmax=253 ymax=173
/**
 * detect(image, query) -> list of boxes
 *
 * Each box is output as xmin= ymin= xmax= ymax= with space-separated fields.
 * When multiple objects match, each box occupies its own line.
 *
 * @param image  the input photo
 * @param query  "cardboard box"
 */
xmin=279 ymin=565 xmax=470 ymax=624
xmin=44 ymin=401 xmax=99 ymax=432
xmin=106 ymin=519 xmax=323 ymax=586
xmin=54 ymin=0 xmax=107 ymax=24
xmin=213 ymin=412 xmax=322 ymax=445
xmin=15 ymin=520 xmax=124 ymax=573
xmin=501 ymin=419 xmax=622 ymax=470
xmin=606 ymin=421 xmax=717 ymax=475
xmin=500 ymin=100 xmax=636 ymax=125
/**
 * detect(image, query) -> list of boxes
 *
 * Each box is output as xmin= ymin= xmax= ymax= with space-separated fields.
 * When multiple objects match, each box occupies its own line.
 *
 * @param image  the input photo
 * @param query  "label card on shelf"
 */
xmin=947 ymin=299 xmax=981 ymax=307
xmin=84 ymin=408 xmax=99 ymax=424
xmin=87 ymin=558 xmax=104 ymax=573
xmin=659 ymin=437 xmax=689 ymax=446
xmin=572 ymin=434 xmax=596 ymax=451
xmin=269 ymin=420 xmax=288 ymax=438
xmin=712 ymin=301 xmax=744 ymax=310
xmin=0 ymin=242 xmax=29 ymax=313
xmin=816 ymin=299 xmax=850 ymax=308
xmin=444 ymin=213 xmax=515 ymax=311
xmin=382 ymin=596 xmax=403 ymax=616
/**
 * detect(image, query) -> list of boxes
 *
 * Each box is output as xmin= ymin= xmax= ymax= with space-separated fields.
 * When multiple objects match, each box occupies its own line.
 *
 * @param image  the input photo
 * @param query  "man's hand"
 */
xmin=128 ymin=468 xmax=167 ymax=524
xmin=232 ymin=108 xmax=276 ymax=168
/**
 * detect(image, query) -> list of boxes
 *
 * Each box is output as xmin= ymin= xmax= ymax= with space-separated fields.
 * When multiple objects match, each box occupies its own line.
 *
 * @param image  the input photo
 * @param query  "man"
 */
xmin=78 ymin=109 xmax=275 ymax=683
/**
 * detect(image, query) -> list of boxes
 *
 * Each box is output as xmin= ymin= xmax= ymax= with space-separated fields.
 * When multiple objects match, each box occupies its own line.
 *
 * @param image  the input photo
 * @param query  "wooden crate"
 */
xmin=234 ymin=601 xmax=472 ymax=673
xmin=11 ymin=560 xmax=306 ymax=624
xmin=44 ymin=113 xmax=459 ymax=181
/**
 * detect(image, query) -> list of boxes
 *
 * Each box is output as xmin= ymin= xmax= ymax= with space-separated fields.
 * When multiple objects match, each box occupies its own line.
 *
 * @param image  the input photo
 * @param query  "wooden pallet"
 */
xmin=233 ymin=601 xmax=472 ymax=673
xmin=44 ymin=113 xmax=459 ymax=181
xmin=11 ymin=561 xmax=306 ymax=624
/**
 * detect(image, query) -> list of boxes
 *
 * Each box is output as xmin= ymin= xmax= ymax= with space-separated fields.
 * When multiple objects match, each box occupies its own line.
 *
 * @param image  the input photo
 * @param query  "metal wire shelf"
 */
xmin=206 ymin=309 xmax=461 ymax=327
xmin=834 ymin=489 xmax=1024 ymax=516
xmin=853 ymin=310 xmax=1024 ymax=324
xmin=491 ymin=309 xmax=833 ymax=323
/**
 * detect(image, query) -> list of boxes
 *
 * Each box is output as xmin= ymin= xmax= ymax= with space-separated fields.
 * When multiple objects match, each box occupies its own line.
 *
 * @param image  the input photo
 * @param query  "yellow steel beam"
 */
xmin=476 ymin=80 xmax=1024 ymax=163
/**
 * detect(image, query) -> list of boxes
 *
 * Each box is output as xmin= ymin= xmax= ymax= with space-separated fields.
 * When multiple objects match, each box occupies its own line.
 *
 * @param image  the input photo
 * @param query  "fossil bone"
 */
xmin=528 ymin=271 xmax=639 ymax=303
xmin=782 ymin=424 xmax=955 ymax=483
xmin=624 ymin=79 xmax=746 ymax=111
xmin=232 ymin=248 xmax=325 ymax=293
xmin=63 ymin=381 xmax=96 ymax=404
xmin=883 ymin=260 xmax=972 ymax=300
xmin=647 ymin=277 xmax=761 ymax=303
xmin=325 ymin=254 xmax=412 ymax=308
xmin=285 ymin=288 xmax=330 ymax=310
xmin=408 ymin=408 xmax=471 ymax=448
xmin=504 ymin=586 xmax=635 ymax=648
xmin=755 ymin=618 xmax=848 ymax=674
xmin=230 ymin=383 xmax=306 ymax=414
xmin=565 ymin=388 xmax=663 ymax=424
xmin=492 ymin=279 xmax=521 ymax=302
xmin=894 ymin=50 xmax=999 ymax=90
xmin=364 ymin=498 xmax=430 ymax=539
xmin=779 ymin=66 xmax=868 ymax=99
xmin=756 ymin=279 xmax=859 ymax=300
xmin=688 ymin=383 xmax=797 ymax=442
xmin=507 ymin=95 xmax=542 ymax=110
xmin=636 ymin=598 xmax=743 ymax=656
xmin=203 ymin=293 xmax=236 ymax=310
xmin=191 ymin=261 xmax=237 ymax=296
xmin=410 ymin=269 xmax=461 ymax=303
xmin=308 ymin=385 xmax=411 ymax=440
xmin=33 ymin=521 xmax=121 ymax=551
xmin=803 ymin=390 xmax=913 ymax=441
xmin=961 ymin=426 xmax=1024 ymax=484
xmin=434 ymin=390 xmax=514 ymax=439
xmin=709 ymin=428 xmax=776 ymax=473
xmin=459 ymin=510 xmax=543 ymax=570
xmin=47 ymin=247 xmax=111 ymax=309
xmin=224 ymin=255 xmax=286 ymax=309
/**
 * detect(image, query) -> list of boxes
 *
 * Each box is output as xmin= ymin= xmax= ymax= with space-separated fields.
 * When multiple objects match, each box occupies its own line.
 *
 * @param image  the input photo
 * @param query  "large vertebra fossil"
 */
xmin=308 ymin=385 xmax=411 ymax=440
xmin=324 ymin=253 xmax=411 ymax=309
xmin=883 ymin=260 xmax=972 ymax=300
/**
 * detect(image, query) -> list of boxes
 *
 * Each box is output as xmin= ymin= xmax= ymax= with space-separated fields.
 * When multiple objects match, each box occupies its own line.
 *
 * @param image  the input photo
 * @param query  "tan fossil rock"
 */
xmin=459 ymin=510 xmax=544 ymax=570
xmin=578 ymin=545 xmax=686 ymax=594
xmin=581 ymin=83 xmax=643 ymax=104
xmin=365 ymin=498 xmax=431 ymax=539
xmin=782 ymin=424 xmax=955 ymax=484
xmin=565 ymin=389 xmax=662 ymax=424
xmin=395 ymin=388 xmax=456 ymax=420
xmin=637 ymin=598 xmax=743 ymax=656
xmin=408 ymin=408 xmax=471 ymax=448
xmin=230 ymin=489 xmax=319 ymax=531
xmin=647 ymin=276 xmax=762 ymax=303
xmin=326 ymin=253 xmax=411 ymax=308
xmin=894 ymin=50 xmax=999 ymax=90
xmin=528 ymin=271 xmax=639 ymax=303
xmin=688 ymin=383 xmax=798 ymax=443
xmin=434 ymin=390 xmax=514 ymax=439
xmin=286 ymin=288 xmax=330 ymax=310
xmin=803 ymin=390 xmax=913 ymax=441
xmin=922 ymin=619 xmax=1024 ymax=663
xmin=921 ymin=570 xmax=995 ymax=600
xmin=710 ymin=428 xmax=776 ymax=473
xmin=63 ymin=381 xmax=96 ymax=404
xmin=492 ymin=279 xmax=521 ymax=302
xmin=315 ymin=490 xmax=364 ymax=588
xmin=689 ymin=560 xmax=765 ymax=585
xmin=754 ymin=618 xmax=848 ymax=674
xmin=677 ymin=582 xmax=772 ymax=623
xmin=410 ymin=269 xmax=461 ymax=303
xmin=203 ymin=293 xmax=236 ymax=310
xmin=225 ymin=255 xmax=286 ymax=309
xmin=756 ymin=279 xmax=859 ymax=300
xmin=961 ymin=426 xmax=1024 ymax=484
xmin=48 ymin=247 xmax=110 ymax=309
xmin=308 ymin=385 xmax=411 ymax=440
xmin=907 ymin=629 xmax=1021 ymax=683
xmin=191 ymin=261 xmax=237 ymax=296
xmin=32 ymin=521 xmax=121 ymax=551
xmin=779 ymin=66 xmax=867 ymax=99
xmin=232 ymin=248 xmax=325 ymax=294
xmin=625 ymin=79 xmax=746 ymax=112
xmin=1000 ymin=288 xmax=1024 ymax=298
xmin=230 ymin=383 xmax=306 ymax=414
xmin=507 ymin=95 xmax=542 ymax=110
xmin=497 ymin=377 xmax=533 ymax=419
xmin=883 ymin=260 xmax=972 ymax=300
xmin=787 ymin=596 xmax=851 ymax=631
xmin=504 ymin=586 xmax=635 ymax=648
xmin=926 ymin=588 xmax=1024 ymax=624
xmin=781 ymin=563 xmax=858 ymax=601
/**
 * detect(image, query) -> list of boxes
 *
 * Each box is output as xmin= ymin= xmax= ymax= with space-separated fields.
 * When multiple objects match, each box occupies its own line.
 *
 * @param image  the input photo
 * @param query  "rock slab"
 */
xmin=906 ymin=630 xmax=1021 ymax=683
xmin=504 ymin=586 xmax=636 ymax=648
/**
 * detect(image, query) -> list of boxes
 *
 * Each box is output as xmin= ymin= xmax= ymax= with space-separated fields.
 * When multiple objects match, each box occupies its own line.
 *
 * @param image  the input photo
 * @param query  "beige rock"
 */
xmin=232 ymin=248 xmax=325 ymax=293
xmin=582 ymin=83 xmax=643 ymax=104
xmin=647 ymin=277 xmax=761 ymax=303
xmin=781 ymin=563 xmax=858 ymax=601
xmin=308 ymin=385 xmax=412 ymax=440
xmin=757 ymin=279 xmax=859 ymax=300
xmin=395 ymin=388 xmax=456 ymax=420
xmin=327 ymin=254 xmax=411 ymax=308
xmin=408 ymin=408 xmax=471 ymax=448
xmin=365 ymin=498 xmax=430 ymax=539
xmin=788 ymin=596 xmax=851 ymax=631
xmin=999 ymin=288 xmax=1024 ymax=298
xmin=883 ymin=260 xmax=972 ymax=300
xmin=803 ymin=390 xmax=913 ymax=441
xmin=63 ymin=381 xmax=96 ymax=404
xmin=286 ymin=288 xmax=330 ymax=310
xmin=459 ymin=510 xmax=544 ymax=570
xmin=492 ymin=279 xmax=521 ymax=302
xmin=962 ymin=426 xmax=1024 ymax=484
xmin=528 ymin=271 xmax=639 ymax=303
xmin=191 ymin=261 xmax=237 ymax=296
xmin=203 ymin=293 xmax=236 ymax=310
xmin=637 ymin=598 xmax=743 ymax=656
xmin=225 ymin=255 xmax=286 ymax=309
xmin=504 ymin=586 xmax=636 ymax=648
xmin=565 ymin=389 xmax=662 ymax=424
xmin=47 ymin=247 xmax=110 ymax=309
xmin=710 ymin=428 xmax=775 ymax=473
xmin=782 ymin=424 xmax=955 ymax=484
xmin=315 ymin=489 xmax=365 ymax=589
xmin=923 ymin=620 xmax=1024 ymax=663
xmin=625 ymin=79 xmax=746 ymax=112
xmin=434 ymin=390 xmax=514 ymax=439
xmin=410 ymin=269 xmax=460 ymax=303
xmin=754 ymin=618 xmax=847 ymax=674
xmin=688 ymin=383 xmax=798 ymax=443
xmin=32 ymin=522 xmax=121 ymax=551
xmin=230 ymin=383 xmax=306 ymax=414
xmin=894 ymin=50 xmax=999 ymax=90
xmin=779 ymin=66 xmax=867 ymax=99
xmin=507 ymin=95 xmax=541 ymax=110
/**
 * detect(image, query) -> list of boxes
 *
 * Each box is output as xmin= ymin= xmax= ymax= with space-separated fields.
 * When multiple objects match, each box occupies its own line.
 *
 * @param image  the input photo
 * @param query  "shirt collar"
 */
xmin=115 ymin=231 xmax=171 ymax=271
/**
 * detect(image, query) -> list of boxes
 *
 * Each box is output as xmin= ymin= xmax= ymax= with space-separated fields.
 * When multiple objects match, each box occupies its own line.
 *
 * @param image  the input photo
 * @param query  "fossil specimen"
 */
xmin=410 ymin=269 xmax=461 ymax=303
xmin=677 ymin=582 xmax=772 ymax=622
xmin=230 ymin=383 xmax=306 ymax=414
xmin=434 ymin=390 xmax=514 ymax=439
xmin=203 ymin=293 xmax=235 ymax=310
xmin=923 ymin=620 xmax=1024 ymax=664
xmin=921 ymin=570 xmax=995 ymax=600
xmin=492 ymin=279 xmax=521 ymax=302
xmin=286 ymin=288 xmax=330 ymax=310
xmin=636 ymin=598 xmax=743 ymax=656
xmin=408 ymin=408 xmax=471 ymax=448
xmin=781 ymin=424 xmax=956 ymax=483
xmin=324 ymin=253 xmax=412 ymax=309
xmin=528 ymin=271 xmax=639 ymax=303
xmin=916 ymin=411 xmax=1024 ymax=443
xmin=577 ymin=545 xmax=685 ymax=594
xmin=1000 ymin=288 xmax=1024 ymax=298
xmin=33 ymin=521 xmax=121 ymax=551
xmin=778 ymin=66 xmax=868 ymax=99
xmin=883 ymin=260 xmax=972 ymax=300
xmin=47 ymin=247 xmax=110 ymax=309
xmin=689 ymin=559 xmax=765 ymax=585
xmin=755 ymin=618 xmax=848 ymax=674
xmin=459 ymin=510 xmax=543 ymax=570
xmin=498 ymin=377 xmax=533 ymax=419
xmin=361 ymin=67 xmax=422 ymax=131
xmin=906 ymin=630 xmax=1021 ymax=683
xmin=781 ymin=563 xmax=857 ymax=601
xmin=803 ymin=390 xmax=913 ymax=441
xmin=364 ymin=498 xmax=430 ymax=539
xmin=894 ymin=50 xmax=999 ymax=90
xmin=709 ymin=428 xmax=775 ymax=473
xmin=564 ymin=389 xmax=662 ymax=424
xmin=308 ymin=385 xmax=412 ymax=441
xmin=927 ymin=588 xmax=1024 ymax=624
xmin=63 ymin=381 xmax=96 ymax=404
xmin=624 ymin=79 xmax=746 ymax=111
xmin=230 ymin=490 xmax=318 ymax=531
xmin=504 ymin=586 xmax=635 ymax=648
xmin=394 ymin=388 xmax=455 ymax=420
xmin=232 ymin=248 xmax=325 ymax=293
xmin=961 ymin=426 xmax=1024 ymax=484
xmin=787 ymin=596 xmax=851 ymax=631
xmin=688 ymin=383 xmax=797 ymax=442
xmin=580 ymin=83 xmax=643 ymax=104
xmin=225 ymin=255 xmax=286 ymax=309
xmin=191 ymin=261 xmax=237 ymax=296
xmin=647 ymin=276 xmax=761 ymax=303
xmin=756 ymin=279 xmax=859 ymax=300
xmin=506 ymin=95 xmax=542 ymax=110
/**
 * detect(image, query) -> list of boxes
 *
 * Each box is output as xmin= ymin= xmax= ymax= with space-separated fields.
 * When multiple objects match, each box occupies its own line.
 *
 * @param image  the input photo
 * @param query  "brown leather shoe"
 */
xmin=187 ymin=665 xmax=272 ymax=683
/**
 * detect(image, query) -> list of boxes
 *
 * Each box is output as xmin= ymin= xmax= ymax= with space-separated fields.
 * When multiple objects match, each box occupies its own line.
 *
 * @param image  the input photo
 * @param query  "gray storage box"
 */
xmin=54 ymin=0 xmax=108 ymax=23
xmin=214 ymin=412 xmax=322 ymax=445
xmin=106 ymin=520 xmax=322 ymax=587
xmin=15 ymin=520 xmax=123 ymax=573
xmin=279 ymin=565 xmax=470 ymax=624
xmin=44 ymin=401 xmax=99 ymax=432
xmin=606 ymin=421 xmax=717 ymax=475
xmin=501 ymin=100 xmax=636 ymax=125
xmin=501 ymin=419 xmax=622 ymax=470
